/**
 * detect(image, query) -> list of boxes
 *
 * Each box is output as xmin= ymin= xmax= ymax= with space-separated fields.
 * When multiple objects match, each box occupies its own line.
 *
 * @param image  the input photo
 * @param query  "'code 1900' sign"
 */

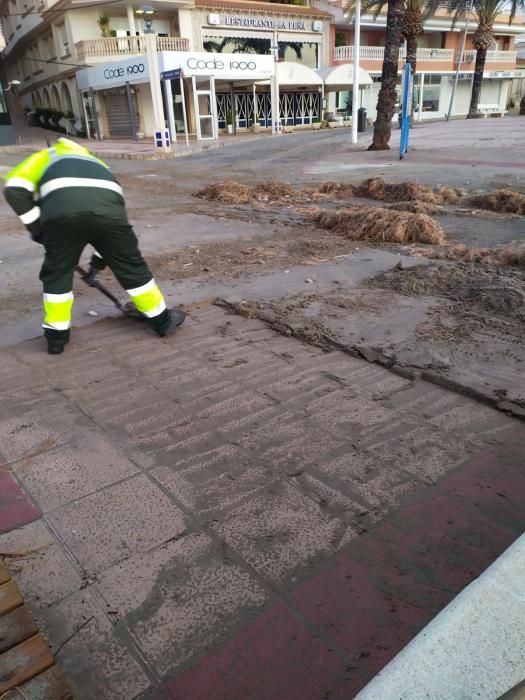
xmin=103 ymin=63 xmax=146 ymax=80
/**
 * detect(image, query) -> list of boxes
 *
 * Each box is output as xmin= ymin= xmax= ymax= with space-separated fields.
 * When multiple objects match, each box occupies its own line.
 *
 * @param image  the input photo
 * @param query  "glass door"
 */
xmin=192 ymin=76 xmax=218 ymax=141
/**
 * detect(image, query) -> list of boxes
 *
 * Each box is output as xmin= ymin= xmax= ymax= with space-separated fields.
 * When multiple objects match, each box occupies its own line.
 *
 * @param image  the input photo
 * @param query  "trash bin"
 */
xmin=358 ymin=107 xmax=367 ymax=132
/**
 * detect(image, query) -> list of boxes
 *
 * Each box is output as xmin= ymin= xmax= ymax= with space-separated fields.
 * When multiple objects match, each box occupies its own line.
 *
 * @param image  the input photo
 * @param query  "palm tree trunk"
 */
xmin=406 ymin=33 xmax=417 ymax=123
xmin=368 ymin=0 xmax=404 ymax=150
xmin=467 ymin=46 xmax=487 ymax=118
xmin=406 ymin=34 xmax=417 ymax=76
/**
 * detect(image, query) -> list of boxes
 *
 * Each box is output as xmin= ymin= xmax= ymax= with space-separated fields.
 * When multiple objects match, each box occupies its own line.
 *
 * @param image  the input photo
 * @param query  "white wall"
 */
xmin=135 ymin=84 xmax=155 ymax=136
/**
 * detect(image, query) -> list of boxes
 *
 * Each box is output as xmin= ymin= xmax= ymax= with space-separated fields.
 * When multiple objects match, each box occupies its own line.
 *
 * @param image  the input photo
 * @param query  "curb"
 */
xmin=0 ymin=133 xmax=272 ymax=160
xmin=354 ymin=534 xmax=525 ymax=700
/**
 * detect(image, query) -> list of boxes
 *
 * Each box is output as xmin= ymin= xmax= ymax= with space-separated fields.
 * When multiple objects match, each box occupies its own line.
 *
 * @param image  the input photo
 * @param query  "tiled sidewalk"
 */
xmin=0 ymin=307 xmax=523 ymax=699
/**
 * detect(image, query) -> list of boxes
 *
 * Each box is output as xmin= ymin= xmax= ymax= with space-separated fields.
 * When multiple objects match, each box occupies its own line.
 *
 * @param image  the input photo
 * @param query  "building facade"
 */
xmin=320 ymin=0 xmax=525 ymax=120
xmin=0 ymin=0 xmax=523 ymax=140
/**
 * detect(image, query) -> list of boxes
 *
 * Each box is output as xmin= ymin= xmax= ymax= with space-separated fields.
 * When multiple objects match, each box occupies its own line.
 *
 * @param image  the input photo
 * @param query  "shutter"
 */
xmin=102 ymin=89 xmax=138 ymax=138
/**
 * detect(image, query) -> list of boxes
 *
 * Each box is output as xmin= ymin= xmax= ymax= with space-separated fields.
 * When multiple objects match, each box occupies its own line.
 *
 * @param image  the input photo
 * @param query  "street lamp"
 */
xmin=135 ymin=4 xmax=170 ymax=150
xmin=3 ymin=80 xmax=21 ymax=92
xmin=135 ymin=4 xmax=155 ymax=33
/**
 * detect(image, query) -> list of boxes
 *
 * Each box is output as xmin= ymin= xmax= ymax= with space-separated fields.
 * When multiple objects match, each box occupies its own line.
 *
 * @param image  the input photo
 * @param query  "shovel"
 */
xmin=76 ymin=265 xmax=141 ymax=318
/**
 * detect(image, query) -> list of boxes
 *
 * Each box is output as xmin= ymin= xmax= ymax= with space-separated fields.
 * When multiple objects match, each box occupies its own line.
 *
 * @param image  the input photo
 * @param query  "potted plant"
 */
xmin=226 ymin=110 xmax=233 ymax=134
xmin=98 ymin=14 xmax=111 ymax=38
xmin=250 ymin=112 xmax=260 ymax=134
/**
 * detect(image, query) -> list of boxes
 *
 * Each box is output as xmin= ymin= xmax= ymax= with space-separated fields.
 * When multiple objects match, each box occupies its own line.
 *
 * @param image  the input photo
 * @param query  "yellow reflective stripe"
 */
xmin=43 ymin=292 xmax=74 ymax=330
xmin=141 ymin=300 xmax=167 ymax=319
xmin=127 ymin=280 xmax=165 ymax=317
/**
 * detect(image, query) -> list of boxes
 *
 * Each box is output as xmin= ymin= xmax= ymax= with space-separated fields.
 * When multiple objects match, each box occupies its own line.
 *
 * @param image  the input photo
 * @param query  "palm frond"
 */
xmin=345 ymin=0 xmax=388 ymax=21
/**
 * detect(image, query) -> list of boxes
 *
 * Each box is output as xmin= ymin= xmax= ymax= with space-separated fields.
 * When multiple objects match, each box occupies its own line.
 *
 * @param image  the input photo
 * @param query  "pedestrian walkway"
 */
xmin=0 ymin=305 xmax=523 ymax=699
xmin=0 ymin=120 xmax=277 ymax=159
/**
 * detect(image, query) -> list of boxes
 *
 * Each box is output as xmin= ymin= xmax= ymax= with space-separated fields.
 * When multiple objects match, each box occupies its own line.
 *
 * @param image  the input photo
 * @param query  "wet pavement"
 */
xmin=1 ymin=117 xmax=524 ymax=699
xmin=0 ymin=308 xmax=524 ymax=698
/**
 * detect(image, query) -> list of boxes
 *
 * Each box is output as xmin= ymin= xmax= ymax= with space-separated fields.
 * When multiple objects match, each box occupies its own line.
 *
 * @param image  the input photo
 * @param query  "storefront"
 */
xmin=77 ymin=56 xmax=152 ymax=140
xmin=76 ymin=51 xmax=276 ymax=141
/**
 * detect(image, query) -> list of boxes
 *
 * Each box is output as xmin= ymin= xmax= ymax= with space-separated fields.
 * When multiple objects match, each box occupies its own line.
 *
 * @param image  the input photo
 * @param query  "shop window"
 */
xmin=335 ymin=32 xmax=347 ymax=48
xmin=414 ymin=75 xmax=441 ymax=112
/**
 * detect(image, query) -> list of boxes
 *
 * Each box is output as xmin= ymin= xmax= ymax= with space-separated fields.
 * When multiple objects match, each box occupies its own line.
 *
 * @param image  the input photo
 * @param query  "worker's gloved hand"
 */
xmin=30 ymin=231 xmax=44 ymax=245
xmin=84 ymin=266 xmax=99 ymax=287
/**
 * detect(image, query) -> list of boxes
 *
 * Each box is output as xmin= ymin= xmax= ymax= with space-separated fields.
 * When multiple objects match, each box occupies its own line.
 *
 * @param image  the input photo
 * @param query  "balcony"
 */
xmin=333 ymin=46 xmax=517 ymax=71
xmin=75 ymin=36 xmax=189 ymax=62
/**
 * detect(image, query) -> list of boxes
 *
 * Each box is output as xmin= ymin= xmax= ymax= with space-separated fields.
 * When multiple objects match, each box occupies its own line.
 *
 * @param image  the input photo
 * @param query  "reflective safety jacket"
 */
xmin=3 ymin=138 xmax=126 ymax=242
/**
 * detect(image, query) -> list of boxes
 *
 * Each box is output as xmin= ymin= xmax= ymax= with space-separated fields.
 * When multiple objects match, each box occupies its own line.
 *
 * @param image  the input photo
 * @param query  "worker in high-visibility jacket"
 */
xmin=3 ymin=138 xmax=185 ymax=354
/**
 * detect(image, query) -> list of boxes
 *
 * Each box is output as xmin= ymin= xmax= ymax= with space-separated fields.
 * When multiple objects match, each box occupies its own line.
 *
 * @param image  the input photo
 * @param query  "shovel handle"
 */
xmin=76 ymin=265 xmax=125 ymax=312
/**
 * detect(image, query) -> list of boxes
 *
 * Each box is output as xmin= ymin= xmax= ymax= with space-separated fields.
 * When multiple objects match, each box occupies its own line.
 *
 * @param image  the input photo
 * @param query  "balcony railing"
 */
xmin=334 ymin=45 xmax=517 ymax=66
xmin=76 ymin=36 xmax=189 ymax=61
xmin=334 ymin=46 xmax=454 ymax=61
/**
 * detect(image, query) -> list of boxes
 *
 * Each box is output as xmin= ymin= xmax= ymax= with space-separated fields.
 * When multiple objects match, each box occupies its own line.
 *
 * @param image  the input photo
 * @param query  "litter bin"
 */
xmin=358 ymin=107 xmax=367 ymax=132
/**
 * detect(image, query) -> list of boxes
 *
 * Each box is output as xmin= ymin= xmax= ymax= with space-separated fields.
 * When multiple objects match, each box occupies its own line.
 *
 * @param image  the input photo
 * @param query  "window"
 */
xmin=414 ymin=75 xmax=441 ymax=112
xmin=57 ymin=22 xmax=69 ymax=56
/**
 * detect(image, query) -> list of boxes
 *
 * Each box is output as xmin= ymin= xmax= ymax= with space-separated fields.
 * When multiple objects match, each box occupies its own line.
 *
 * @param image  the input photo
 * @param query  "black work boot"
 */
xmin=155 ymin=309 xmax=186 ymax=337
xmin=45 ymin=329 xmax=70 ymax=355
xmin=47 ymin=340 xmax=65 ymax=355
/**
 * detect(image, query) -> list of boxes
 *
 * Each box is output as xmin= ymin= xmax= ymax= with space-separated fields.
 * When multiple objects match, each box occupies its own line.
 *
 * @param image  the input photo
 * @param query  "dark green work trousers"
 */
xmin=39 ymin=214 xmax=169 ymax=342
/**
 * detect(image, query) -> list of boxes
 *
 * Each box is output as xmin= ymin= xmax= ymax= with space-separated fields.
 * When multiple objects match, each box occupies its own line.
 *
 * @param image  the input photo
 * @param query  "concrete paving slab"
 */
xmin=211 ymin=481 xmax=349 ymax=585
xmin=48 ymin=475 xmax=187 ymax=575
xmin=39 ymin=589 xmax=152 ymax=700
xmin=97 ymin=532 xmax=268 ymax=677
xmin=0 ymin=520 xmax=82 ymax=607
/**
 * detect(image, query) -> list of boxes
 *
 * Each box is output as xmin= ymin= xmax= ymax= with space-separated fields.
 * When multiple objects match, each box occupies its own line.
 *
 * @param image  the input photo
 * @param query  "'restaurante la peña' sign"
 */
xmin=224 ymin=16 xmax=306 ymax=30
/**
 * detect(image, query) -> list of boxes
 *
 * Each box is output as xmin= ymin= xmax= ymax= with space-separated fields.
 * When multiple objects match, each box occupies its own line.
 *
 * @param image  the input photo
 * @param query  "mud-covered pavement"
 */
xmin=0 ymin=118 xmax=525 ymax=699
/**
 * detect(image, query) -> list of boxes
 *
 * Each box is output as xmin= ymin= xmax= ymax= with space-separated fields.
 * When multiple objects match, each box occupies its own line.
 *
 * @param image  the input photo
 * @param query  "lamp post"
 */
xmin=447 ymin=0 xmax=475 ymax=121
xmin=351 ymin=0 xmax=361 ymax=144
xmin=3 ymin=80 xmax=22 ymax=92
xmin=270 ymin=31 xmax=281 ymax=135
xmin=136 ymin=5 xmax=170 ymax=150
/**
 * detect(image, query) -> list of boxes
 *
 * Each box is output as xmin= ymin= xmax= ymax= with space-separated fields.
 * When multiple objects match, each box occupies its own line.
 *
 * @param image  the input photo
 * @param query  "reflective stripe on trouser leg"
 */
xmin=126 ymin=278 xmax=167 ymax=318
xmin=42 ymin=291 xmax=74 ymax=331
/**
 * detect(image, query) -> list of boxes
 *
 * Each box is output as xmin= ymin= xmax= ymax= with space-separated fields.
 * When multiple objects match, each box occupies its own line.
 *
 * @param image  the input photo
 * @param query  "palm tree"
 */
xmin=346 ymin=0 xmax=404 ymax=149
xmin=403 ymin=0 xmax=441 ymax=76
xmin=449 ymin=0 xmax=524 ymax=117
xmin=346 ymin=0 xmax=440 ymax=149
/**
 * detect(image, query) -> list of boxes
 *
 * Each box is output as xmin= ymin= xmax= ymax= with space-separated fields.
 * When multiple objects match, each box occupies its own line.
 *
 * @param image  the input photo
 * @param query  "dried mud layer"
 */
xmin=217 ymin=261 xmax=525 ymax=415
xmin=109 ymin=175 xmax=524 ymax=414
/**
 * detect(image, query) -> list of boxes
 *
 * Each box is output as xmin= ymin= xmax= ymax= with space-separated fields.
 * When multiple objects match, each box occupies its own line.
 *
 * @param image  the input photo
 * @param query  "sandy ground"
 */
xmin=1 ymin=118 xmax=524 ymax=411
xmin=0 ymin=118 xmax=524 ymax=700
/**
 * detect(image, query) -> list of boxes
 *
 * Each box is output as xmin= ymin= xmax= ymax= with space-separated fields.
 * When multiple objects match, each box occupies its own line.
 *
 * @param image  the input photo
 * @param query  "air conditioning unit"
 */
xmin=208 ymin=13 xmax=220 ymax=25
xmin=312 ymin=21 xmax=323 ymax=32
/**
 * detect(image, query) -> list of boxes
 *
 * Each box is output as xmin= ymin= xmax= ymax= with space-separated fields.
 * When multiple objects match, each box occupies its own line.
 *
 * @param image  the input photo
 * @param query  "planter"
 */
xmin=343 ymin=119 xmax=352 ymax=127
xmin=312 ymin=122 xmax=321 ymax=130
xmin=250 ymin=123 xmax=261 ymax=134
xmin=136 ymin=132 xmax=144 ymax=139
xmin=282 ymin=125 xmax=295 ymax=134
xmin=227 ymin=124 xmax=233 ymax=134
